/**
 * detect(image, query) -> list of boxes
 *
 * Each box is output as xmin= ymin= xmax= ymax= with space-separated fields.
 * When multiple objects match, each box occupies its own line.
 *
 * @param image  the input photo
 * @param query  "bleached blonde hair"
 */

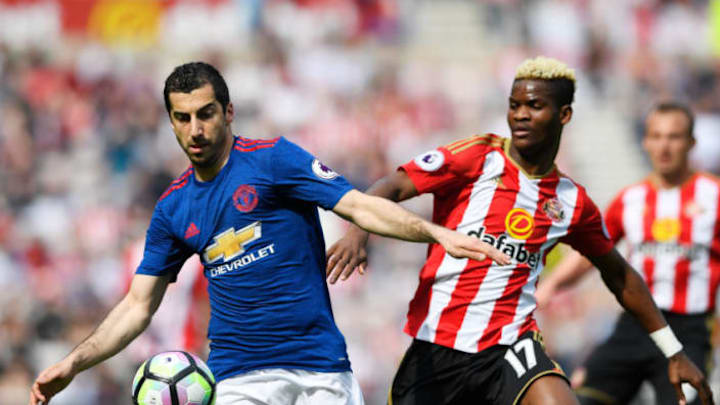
xmin=514 ymin=56 xmax=576 ymax=105
xmin=514 ymin=56 xmax=576 ymax=83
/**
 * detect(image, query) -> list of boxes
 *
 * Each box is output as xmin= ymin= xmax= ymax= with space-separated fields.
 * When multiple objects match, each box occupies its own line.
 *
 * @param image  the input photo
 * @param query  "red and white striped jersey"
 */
xmin=400 ymin=133 xmax=613 ymax=353
xmin=604 ymin=173 xmax=720 ymax=314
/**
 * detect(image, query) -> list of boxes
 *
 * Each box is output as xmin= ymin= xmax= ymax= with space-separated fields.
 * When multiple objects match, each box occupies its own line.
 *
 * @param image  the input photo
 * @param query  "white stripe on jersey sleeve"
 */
xmin=652 ymin=188 xmax=681 ymax=310
xmin=686 ymin=177 xmax=719 ymax=313
xmin=416 ymin=151 xmax=505 ymax=345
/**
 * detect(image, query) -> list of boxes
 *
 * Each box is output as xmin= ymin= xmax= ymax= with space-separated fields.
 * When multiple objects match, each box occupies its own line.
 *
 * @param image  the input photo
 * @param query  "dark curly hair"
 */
xmin=163 ymin=62 xmax=230 ymax=114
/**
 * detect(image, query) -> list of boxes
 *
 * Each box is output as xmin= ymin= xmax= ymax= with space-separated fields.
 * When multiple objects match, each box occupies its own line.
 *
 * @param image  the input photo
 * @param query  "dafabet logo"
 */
xmin=505 ymin=208 xmax=534 ymax=240
xmin=465 ymin=208 xmax=539 ymax=267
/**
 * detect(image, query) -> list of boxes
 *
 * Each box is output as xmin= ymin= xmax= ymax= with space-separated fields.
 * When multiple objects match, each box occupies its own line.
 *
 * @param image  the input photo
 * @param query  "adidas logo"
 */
xmin=185 ymin=222 xmax=200 ymax=239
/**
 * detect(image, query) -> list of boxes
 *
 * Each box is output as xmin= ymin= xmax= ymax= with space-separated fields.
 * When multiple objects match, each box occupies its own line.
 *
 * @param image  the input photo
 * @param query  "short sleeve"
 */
xmin=135 ymin=206 xmax=193 ymax=282
xmin=603 ymin=192 xmax=625 ymax=244
xmin=561 ymin=189 xmax=614 ymax=258
xmin=399 ymin=146 xmax=478 ymax=195
xmin=272 ymin=138 xmax=355 ymax=210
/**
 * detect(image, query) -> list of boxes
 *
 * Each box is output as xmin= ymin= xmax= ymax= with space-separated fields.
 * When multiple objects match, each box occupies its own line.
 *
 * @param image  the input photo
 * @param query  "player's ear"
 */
xmin=559 ymin=105 xmax=572 ymax=125
xmin=225 ymin=102 xmax=234 ymax=124
xmin=169 ymin=113 xmax=180 ymax=131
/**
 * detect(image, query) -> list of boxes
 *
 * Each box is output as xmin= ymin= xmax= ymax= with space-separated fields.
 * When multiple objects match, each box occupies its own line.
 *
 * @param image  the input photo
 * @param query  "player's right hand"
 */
xmin=326 ymin=226 xmax=370 ymax=284
xmin=29 ymin=360 xmax=75 ymax=405
xmin=668 ymin=351 xmax=713 ymax=405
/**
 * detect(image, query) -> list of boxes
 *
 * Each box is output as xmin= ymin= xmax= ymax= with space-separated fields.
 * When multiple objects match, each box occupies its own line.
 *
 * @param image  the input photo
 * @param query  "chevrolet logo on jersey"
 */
xmin=204 ymin=222 xmax=262 ymax=263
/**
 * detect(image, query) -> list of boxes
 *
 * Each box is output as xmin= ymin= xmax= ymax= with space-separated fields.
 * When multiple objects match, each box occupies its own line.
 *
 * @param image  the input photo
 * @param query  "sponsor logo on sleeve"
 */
xmin=312 ymin=159 xmax=339 ymax=180
xmin=414 ymin=150 xmax=444 ymax=172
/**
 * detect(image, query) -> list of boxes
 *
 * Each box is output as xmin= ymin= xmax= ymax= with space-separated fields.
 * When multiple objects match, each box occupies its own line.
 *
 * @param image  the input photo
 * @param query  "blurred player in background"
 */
xmin=122 ymin=246 xmax=209 ymax=359
xmin=28 ymin=62 xmax=510 ymax=405
xmin=536 ymin=102 xmax=720 ymax=405
xmin=327 ymin=58 xmax=713 ymax=405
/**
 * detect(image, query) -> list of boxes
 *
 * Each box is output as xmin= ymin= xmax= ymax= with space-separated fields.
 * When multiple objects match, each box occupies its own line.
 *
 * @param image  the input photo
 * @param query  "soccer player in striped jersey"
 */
xmin=326 ymin=58 xmax=713 ymax=405
xmin=28 ymin=62 xmax=510 ymax=405
xmin=536 ymin=102 xmax=719 ymax=405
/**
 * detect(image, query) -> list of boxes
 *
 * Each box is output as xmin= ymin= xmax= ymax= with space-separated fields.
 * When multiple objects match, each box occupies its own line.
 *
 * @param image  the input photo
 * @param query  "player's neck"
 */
xmin=649 ymin=166 xmax=694 ymax=189
xmin=506 ymin=138 xmax=558 ymax=177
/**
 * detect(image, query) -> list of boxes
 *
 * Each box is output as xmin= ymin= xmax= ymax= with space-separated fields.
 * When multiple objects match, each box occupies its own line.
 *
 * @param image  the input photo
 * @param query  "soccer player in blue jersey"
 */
xmin=28 ymin=62 xmax=510 ymax=405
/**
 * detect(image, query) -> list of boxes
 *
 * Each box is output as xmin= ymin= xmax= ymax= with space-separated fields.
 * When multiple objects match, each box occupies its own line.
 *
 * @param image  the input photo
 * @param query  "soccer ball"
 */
xmin=132 ymin=351 xmax=216 ymax=405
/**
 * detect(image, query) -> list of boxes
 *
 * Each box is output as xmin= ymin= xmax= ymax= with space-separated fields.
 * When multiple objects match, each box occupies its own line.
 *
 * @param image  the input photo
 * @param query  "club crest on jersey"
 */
xmin=542 ymin=198 xmax=565 ymax=223
xmin=505 ymin=208 xmax=534 ymax=240
xmin=204 ymin=222 xmax=262 ymax=263
xmin=684 ymin=200 xmax=705 ymax=218
xmin=312 ymin=159 xmax=339 ymax=180
xmin=651 ymin=218 xmax=680 ymax=242
xmin=233 ymin=185 xmax=259 ymax=213
xmin=414 ymin=150 xmax=444 ymax=172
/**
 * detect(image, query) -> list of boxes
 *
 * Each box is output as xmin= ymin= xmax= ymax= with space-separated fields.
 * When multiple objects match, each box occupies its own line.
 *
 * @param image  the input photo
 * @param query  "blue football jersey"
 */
xmin=136 ymin=136 xmax=355 ymax=381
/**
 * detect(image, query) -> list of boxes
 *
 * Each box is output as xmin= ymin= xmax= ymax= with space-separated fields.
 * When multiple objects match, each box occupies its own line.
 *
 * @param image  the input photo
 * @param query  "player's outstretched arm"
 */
xmin=535 ymin=248 xmax=594 ymax=308
xmin=29 ymin=274 xmax=171 ymax=405
xmin=327 ymin=171 xmax=418 ymax=283
xmin=332 ymin=189 xmax=511 ymax=268
xmin=589 ymin=249 xmax=713 ymax=405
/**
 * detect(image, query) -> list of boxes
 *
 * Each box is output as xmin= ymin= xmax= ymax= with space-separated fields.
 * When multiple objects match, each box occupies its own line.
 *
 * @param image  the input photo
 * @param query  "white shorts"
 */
xmin=215 ymin=368 xmax=365 ymax=405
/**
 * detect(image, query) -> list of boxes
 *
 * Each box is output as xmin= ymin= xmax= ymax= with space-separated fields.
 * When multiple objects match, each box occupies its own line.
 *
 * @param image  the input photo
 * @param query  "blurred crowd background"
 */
xmin=1 ymin=0 xmax=720 ymax=404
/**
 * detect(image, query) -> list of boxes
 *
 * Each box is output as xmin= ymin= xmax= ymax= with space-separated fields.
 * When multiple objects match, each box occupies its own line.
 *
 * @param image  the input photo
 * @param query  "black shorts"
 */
xmin=389 ymin=331 xmax=569 ymax=405
xmin=576 ymin=311 xmax=712 ymax=405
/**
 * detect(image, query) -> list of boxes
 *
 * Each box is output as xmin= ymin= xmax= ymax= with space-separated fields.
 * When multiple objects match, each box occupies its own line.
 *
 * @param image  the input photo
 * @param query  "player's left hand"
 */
xmin=668 ymin=351 xmax=713 ymax=405
xmin=29 ymin=359 xmax=75 ymax=404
